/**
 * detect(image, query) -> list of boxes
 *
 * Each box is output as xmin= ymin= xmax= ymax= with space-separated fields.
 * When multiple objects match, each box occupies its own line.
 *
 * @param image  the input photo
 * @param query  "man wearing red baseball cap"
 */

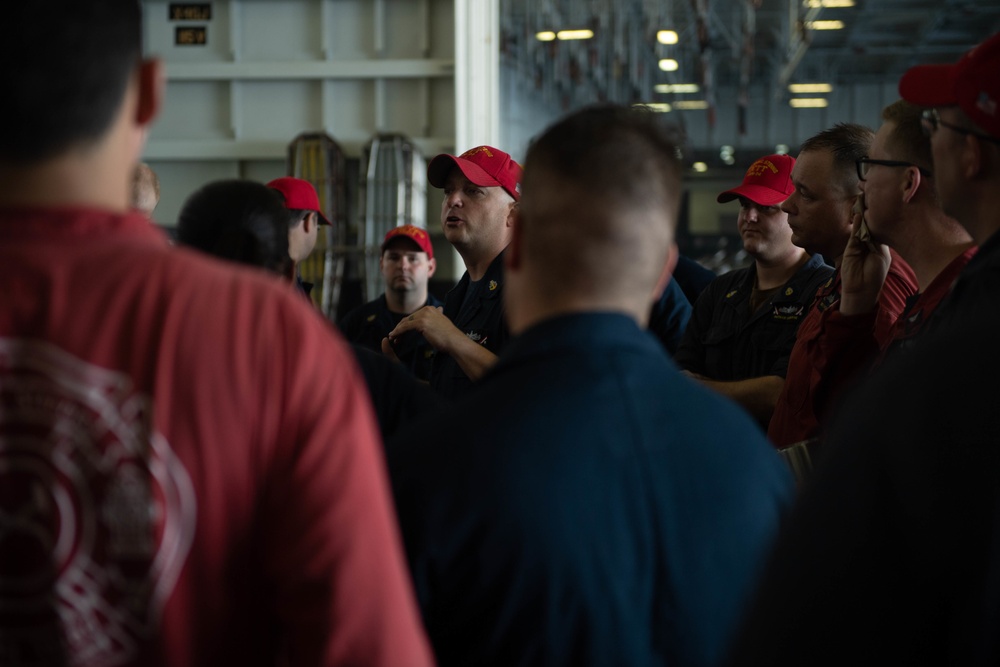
xmin=339 ymin=224 xmax=441 ymax=381
xmin=267 ymin=176 xmax=331 ymax=297
xmin=386 ymin=145 xmax=522 ymax=398
xmin=675 ymin=153 xmax=833 ymax=429
xmin=895 ymin=31 xmax=1000 ymax=336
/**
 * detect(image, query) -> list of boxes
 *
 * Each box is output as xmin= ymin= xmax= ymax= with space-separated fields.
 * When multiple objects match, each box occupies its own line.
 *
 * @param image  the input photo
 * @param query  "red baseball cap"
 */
xmin=381 ymin=224 xmax=434 ymax=259
xmin=427 ymin=145 xmax=522 ymax=201
xmin=266 ymin=177 xmax=331 ymax=225
xmin=717 ymin=154 xmax=796 ymax=206
xmin=899 ymin=31 xmax=1000 ymax=139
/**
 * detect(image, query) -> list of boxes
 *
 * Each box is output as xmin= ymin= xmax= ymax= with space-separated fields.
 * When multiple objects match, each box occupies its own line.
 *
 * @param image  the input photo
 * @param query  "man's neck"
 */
xmin=460 ymin=247 xmax=505 ymax=282
xmin=0 ymin=154 xmax=131 ymax=213
xmin=890 ymin=212 xmax=974 ymax=292
xmin=754 ymin=249 xmax=809 ymax=290
xmin=385 ymin=288 xmax=428 ymax=315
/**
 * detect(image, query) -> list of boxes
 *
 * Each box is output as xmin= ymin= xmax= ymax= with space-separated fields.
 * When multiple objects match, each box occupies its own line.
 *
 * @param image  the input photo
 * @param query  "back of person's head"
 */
xmin=176 ymin=180 xmax=294 ymax=276
xmin=799 ymin=123 xmax=874 ymax=196
xmin=132 ymin=162 xmax=161 ymax=215
xmin=881 ymin=101 xmax=933 ymax=171
xmin=881 ymin=100 xmax=937 ymax=204
xmin=519 ymin=104 xmax=683 ymax=302
xmin=1 ymin=1 xmax=141 ymax=164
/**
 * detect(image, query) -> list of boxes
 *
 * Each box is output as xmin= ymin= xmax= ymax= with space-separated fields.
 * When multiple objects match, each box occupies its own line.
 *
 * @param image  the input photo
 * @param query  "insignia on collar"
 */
xmin=726 ymin=290 xmax=738 ymax=299
xmin=773 ymin=304 xmax=804 ymax=320
xmin=489 ymin=280 xmax=498 ymax=291
xmin=785 ymin=287 xmax=793 ymax=296
xmin=366 ymin=314 xmax=376 ymax=322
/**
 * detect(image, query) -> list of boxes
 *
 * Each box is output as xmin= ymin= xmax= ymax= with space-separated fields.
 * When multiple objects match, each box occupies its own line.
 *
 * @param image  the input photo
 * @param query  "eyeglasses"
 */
xmin=921 ymin=108 xmax=1000 ymax=145
xmin=856 ymin=156 xmax=933 ymax=181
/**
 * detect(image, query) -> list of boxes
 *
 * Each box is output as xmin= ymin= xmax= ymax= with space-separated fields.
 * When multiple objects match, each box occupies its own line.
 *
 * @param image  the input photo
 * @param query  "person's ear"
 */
xmin=505 ymin=200 xmax=518 ymax=227
xmin=304 ymin=211 xmax=318 ymax=233
xmin=427 ymin=257 xmax=437 ymax=279
xmin=961 ymin=132 xmax=986 ymax=179
xmin=901 ymin=167 xmax=922 ymax=204
xmin=137 ymin=58 xmax=164 ymax=127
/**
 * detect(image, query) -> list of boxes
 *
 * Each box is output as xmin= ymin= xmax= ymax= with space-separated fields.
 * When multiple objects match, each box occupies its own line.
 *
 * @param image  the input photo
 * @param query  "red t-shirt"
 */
xmin=768 ymin=251 xmax=918 ymax=448
xmin=0 ymin=207 xmax=433 ymax=667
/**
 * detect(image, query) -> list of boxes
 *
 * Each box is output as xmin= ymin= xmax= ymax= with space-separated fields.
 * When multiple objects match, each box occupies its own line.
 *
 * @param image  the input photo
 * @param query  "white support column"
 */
xmin=454 ymin=0 xmax=500 ymax=152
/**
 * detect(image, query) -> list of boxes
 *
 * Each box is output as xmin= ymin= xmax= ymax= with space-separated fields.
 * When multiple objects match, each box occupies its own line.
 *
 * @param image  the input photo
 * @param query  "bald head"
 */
xmin=514 ymin=104 xmax=683 ymax=322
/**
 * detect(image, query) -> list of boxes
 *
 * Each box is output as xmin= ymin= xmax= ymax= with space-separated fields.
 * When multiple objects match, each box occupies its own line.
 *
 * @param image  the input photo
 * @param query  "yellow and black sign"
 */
xmin=169 ymin=3 xmax=211 ymax=21
xmin=175 ymin=26 xmax=207 ymax=46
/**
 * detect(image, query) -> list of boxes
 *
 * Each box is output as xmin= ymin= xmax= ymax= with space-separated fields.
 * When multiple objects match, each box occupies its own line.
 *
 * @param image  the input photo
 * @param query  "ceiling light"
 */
xmin=805 ymin=0 xmax=854 ymax=6
xmin=658 ymin=59 xmax=679 ymax=72
xmin=775 ymin=144 xmax=790 ymax=155
xmin=657 ymin=30 xmax=679 ymax=45
xmin=789 ymin=83 xmax=833 ymax=93
xmin=634 ymin=103 xmax=672 ymax=113
xmin=557 ymin=29 xmax=594 ymax=40
xmin=693 ymin=162 xmax=708 ymax=173
xmin=655 ymin=83 xmax=700 ymax=94
xmin=674 ymin=100 xmax=709 ymax=110
xmin=789 ymin=98 xmax=829 ymax=108
xmin=536 ymin=31 xmax=556 ymax=42
xmin=806 ymin=20 xmax=845 ymax=30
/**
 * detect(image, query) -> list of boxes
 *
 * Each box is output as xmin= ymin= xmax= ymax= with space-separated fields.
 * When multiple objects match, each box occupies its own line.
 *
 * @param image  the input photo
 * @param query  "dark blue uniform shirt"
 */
xmin=389 ymin=312 xmax=794 ymax=667
xmin=675 ymin=253 xmax=833 ymax=380
xmin=429 ymin=251 xmax=509 ymax=399
xmin=339 ymin=293 xmax=442 ymax=382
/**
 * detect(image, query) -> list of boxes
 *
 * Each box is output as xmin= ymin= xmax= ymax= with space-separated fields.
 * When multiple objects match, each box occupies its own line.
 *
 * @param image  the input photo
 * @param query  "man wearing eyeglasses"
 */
xmin=895 ymin=31 xmax=1000 ymax=336
xmin=838 ymin=101 xmax=977 ymax=362
xmin=767 ymin=124 xmax=918 ymax=449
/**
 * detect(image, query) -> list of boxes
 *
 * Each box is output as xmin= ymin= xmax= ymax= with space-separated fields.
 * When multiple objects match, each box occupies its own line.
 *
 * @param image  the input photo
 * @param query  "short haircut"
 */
xmin=177 ymin=180 xmax=295 ymax=276
xmin=268 ymin=189 xmax=311 ymax=228
xmin=800 ymin=122 xmax=874 ymax=196
xmin=881 ymin=100 xmax=934 ymax=173
xmin=0 ymin=1 xmax=142 ymax=164
xmin=520 ymin=104 xmax=683 ymax=303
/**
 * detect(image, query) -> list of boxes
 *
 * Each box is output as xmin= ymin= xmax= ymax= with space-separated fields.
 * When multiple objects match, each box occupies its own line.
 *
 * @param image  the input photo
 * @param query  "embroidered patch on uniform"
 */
xmin=726 ymin=290 xmax=739 ymax=299
xmin=785 ymin=287 xmax=793 ymax=296
xmin=366 ymin=314 xmax=377 ymax=322
xmin=489 ymin=280 xmax=498 ymax=291
xmin=773 ymin=304 xmax=804 ymax=320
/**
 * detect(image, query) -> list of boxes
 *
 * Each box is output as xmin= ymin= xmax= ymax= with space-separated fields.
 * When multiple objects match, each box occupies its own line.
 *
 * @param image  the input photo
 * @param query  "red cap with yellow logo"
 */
xmin=717 ymin=154 xmax=796 ymax=207
xmin=427 ymin=145 xmax=522 ymax=202
xmin=381 ymin=224 xmax=434 ymax=259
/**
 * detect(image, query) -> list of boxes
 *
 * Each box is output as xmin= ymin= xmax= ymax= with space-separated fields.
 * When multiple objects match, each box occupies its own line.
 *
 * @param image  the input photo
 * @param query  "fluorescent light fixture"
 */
xmin=806 ymin=20 xmax=845 ymax=30
xmin=789 ymin=98 xmax=829 ymax=108
xmin=634 ymin=102 xmax=672 ymax=113
xmin=655 ymin=83 xmax=700 ymax=94
xmin=789 ymin=83 xmax=833 ymax=93
xmin=658 ymin=59 xmax=679 ymax=72
xmin=657 ymin=30 xmax=679 ymax=45
xmin=674 ymin=100 xmax=709 ymax=110
xmin=693 ymin=162 xmax=708 ymax=173
xmin=557 ymin=29 xmax=594 ymax=40
xmin=805 ymin=0 xmax=854 ymax=6
xmin=536 ymin=31 xmax=556 ymax=42
xmin=775 ymin=144 xmax=790 ymax=155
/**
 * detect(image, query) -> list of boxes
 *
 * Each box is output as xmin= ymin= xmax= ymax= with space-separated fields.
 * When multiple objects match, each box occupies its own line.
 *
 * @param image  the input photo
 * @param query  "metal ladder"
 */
xmin=287 ymin=132 xmax=349 ymax=318
xmin=357 ymin=133 xmax=428 ymax=303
